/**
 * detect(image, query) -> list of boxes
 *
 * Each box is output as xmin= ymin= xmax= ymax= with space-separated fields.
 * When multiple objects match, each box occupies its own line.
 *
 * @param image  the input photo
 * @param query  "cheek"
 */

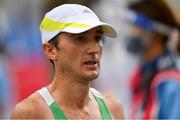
xmin=144 ymin=37 xmax=153 ymax=47
xmin=57 ymin=46 xmax=81 ymax=70
xmin=65 ymin=45 xmax=82 ymax=62
xmin=69 ymin=46 xmax=82 ymax=56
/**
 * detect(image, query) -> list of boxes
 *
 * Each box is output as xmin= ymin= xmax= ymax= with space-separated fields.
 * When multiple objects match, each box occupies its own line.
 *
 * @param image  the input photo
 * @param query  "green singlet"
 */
xmin=38 ymin=87 xmax=112 ymax=119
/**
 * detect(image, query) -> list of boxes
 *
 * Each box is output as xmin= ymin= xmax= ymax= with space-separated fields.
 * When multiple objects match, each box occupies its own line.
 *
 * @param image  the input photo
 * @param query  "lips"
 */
xmin=83 ymin=59 xmax=99 ymax=68
xmin=83 ymin=60 xmax=97 ymax=65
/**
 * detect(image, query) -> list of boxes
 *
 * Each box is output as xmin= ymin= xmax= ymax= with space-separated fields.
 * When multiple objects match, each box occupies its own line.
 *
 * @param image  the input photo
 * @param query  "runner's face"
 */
xmin=56 ymin=27 xmax=103 ymax=81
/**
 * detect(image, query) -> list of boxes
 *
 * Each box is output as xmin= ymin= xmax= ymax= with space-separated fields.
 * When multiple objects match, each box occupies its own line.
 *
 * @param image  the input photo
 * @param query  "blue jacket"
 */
xmin=157 ymin=79 xmax=180 ymax=119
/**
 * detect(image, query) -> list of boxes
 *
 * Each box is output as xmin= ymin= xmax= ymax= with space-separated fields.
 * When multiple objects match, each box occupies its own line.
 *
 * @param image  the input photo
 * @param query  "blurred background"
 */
xmin=0 ymin=0 xmax=179 ymax=118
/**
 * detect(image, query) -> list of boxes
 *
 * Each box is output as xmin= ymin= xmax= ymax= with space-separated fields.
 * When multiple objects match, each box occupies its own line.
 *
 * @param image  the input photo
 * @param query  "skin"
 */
xmin=10 ymin=27 xmax=124 ymax=119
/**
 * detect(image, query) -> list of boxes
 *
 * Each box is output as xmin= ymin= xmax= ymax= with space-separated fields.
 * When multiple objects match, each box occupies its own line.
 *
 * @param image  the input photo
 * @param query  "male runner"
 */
xmin=10 ymin=4 xmax=124 ymax=119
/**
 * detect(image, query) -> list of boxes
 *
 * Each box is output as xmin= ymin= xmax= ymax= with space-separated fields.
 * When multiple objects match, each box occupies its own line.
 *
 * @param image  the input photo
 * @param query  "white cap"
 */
xmin=40 ymin=4 xmax=117 ymax=44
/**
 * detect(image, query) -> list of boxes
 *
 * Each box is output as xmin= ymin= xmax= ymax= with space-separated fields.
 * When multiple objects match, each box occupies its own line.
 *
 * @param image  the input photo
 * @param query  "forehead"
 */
xmin=57 ymin=27 xmax=103 ymax=39
xmin=72 ymin=27 xmax=103 ymax=36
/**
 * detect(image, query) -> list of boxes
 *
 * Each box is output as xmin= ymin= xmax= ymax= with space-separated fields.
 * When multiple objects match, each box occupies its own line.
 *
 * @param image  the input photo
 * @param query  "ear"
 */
xmin=43 ymin=43 xmax=58 ymax=61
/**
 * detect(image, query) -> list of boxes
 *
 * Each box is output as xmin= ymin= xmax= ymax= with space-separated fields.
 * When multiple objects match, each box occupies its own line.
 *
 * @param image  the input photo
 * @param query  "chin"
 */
xmin=88 ymin=75 xmax=99 ymax=80
xmin=82 ymin=71 xmax=99 ymax=81
xmin=77 ymin=67 xmax=100 ymax=81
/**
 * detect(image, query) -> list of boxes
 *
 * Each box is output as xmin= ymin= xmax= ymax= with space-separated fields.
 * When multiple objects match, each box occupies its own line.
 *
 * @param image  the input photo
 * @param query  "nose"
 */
xmin=86 ymin=42 xmax=102 ymax=58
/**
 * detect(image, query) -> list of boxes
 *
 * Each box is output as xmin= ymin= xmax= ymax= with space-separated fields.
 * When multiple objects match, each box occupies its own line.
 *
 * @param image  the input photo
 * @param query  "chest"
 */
xmin=46 ymin=102 xmax=102 ymax=119
xmin=62 ymin=106 xmax=101 ymax=119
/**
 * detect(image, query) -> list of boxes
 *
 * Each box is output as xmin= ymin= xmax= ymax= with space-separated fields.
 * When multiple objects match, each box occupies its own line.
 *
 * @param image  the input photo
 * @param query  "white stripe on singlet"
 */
xmin=37 ymin=87 xmax=54 ymax=106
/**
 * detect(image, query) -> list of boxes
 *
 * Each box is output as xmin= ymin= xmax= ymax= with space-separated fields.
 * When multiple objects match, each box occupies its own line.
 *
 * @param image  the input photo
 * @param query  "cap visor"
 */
xmin=62 ymin=21 xmax=117 ymax=38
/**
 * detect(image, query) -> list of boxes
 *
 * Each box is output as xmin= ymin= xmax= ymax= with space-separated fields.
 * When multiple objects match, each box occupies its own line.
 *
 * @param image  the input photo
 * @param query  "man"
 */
xmin=10 ymin=4 xmax=124 ymax=119
xmin=124 ymin=0 xmax=180 ymax=119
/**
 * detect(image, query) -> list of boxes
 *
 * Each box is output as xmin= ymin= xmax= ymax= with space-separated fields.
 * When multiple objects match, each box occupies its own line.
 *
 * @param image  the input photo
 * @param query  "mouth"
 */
xmin=83 ymin=59 xmax=99 ymax=69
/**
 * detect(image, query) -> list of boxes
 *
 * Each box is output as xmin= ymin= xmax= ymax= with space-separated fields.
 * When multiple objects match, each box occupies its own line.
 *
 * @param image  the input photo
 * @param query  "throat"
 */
xmin=48 ymin=75 xmax=92 ymax=109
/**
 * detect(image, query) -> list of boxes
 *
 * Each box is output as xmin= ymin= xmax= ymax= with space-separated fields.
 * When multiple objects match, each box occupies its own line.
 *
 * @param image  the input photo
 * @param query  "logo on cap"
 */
xmin=83 ymin=9 xmax=91 ymax=14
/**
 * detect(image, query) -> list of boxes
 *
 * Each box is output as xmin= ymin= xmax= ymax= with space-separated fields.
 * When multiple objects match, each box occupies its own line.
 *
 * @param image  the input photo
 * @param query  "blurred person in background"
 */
xmin=123 ymin=0 xmax=180 ymax=119
xmin=177 ymin=32 xmax=180 ymax=68
xmin=0 ymin=41 xmax=15 ymax=118
xmin=11 ymin=4 xmax=124 ymax=119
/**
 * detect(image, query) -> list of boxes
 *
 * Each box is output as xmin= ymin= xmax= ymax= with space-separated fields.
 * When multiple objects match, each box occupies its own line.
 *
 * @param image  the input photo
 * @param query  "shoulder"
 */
xmin=157 ymin=79 xmax=180 ymax=99
xmin=156 ymin=80 xmax=180 ymax=118
xmin=10 ymin=92 xmax=52 ymax=119
xmin=102 ymin=92 xmax=125 ymax=119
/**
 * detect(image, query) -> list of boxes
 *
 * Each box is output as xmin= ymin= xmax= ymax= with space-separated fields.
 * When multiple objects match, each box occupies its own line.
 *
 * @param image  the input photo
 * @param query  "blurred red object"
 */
xmin=12 ymin=57 xmax=50 ymax=102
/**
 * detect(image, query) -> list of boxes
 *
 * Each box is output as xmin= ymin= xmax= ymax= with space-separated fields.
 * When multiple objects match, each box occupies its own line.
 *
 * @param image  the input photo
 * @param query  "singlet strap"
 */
xmin=37 ymin=87 xmax=67 ymax=119
xmin=90 ymin=88 xmax=112 ymax=119
xmin=37 ymin=87 xmax=54 ymax=106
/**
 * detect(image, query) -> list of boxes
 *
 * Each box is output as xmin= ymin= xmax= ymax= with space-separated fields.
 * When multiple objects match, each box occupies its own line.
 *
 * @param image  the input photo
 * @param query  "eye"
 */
xmin=75 ymin=35 xmax=86 ymax=42
xmin=95 ymin=35 xmax=103 ymax=43
xmin=95 ymin=35 xmax=102 ymax=42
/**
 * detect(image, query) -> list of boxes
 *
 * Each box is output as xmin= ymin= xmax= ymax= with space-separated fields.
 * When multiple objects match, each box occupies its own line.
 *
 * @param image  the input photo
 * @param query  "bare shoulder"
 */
xmin=102 ymin=93 xmax=125 ymax=119
xmin=10 ymin=92 xmax=52 ymax=119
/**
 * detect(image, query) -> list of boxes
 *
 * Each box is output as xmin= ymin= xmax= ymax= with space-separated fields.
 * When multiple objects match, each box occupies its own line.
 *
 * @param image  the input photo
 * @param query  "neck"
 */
xmin=48 ymin=69 xmax=91 ymax=109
